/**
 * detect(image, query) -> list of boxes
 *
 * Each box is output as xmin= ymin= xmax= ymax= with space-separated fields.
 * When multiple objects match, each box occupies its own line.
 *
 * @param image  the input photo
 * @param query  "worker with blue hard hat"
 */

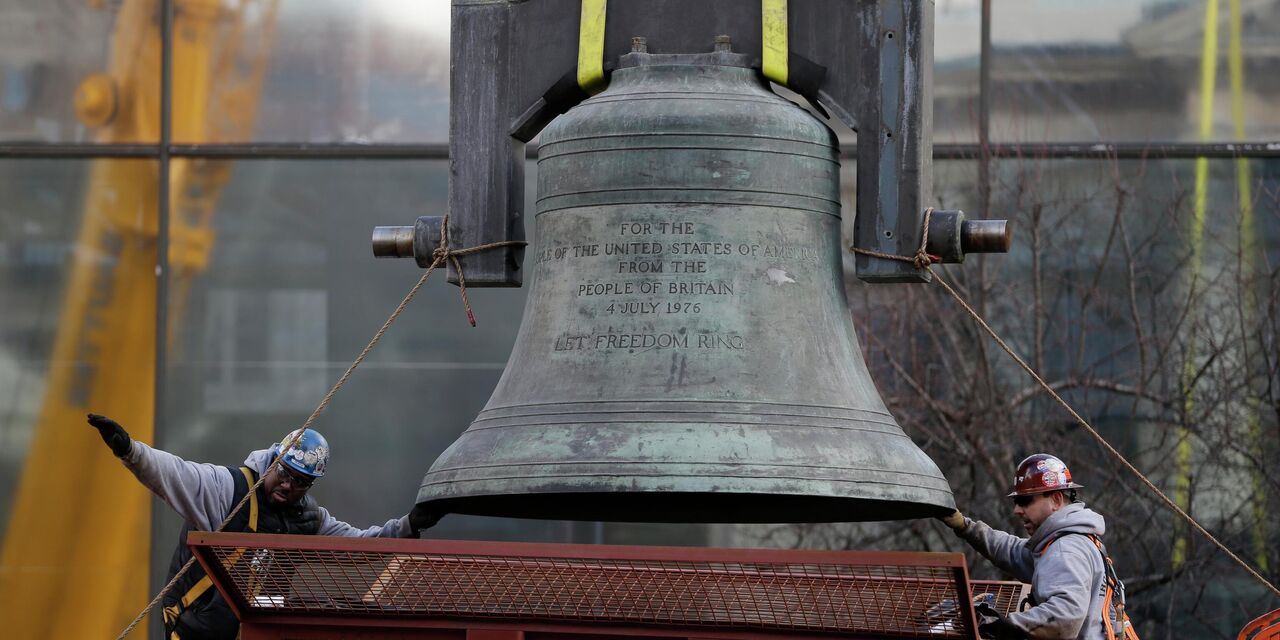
xmin=86 ymin=413 xmax=419 ymax=640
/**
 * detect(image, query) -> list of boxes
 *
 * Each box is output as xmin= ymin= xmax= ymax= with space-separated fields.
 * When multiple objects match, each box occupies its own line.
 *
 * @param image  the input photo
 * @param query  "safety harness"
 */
xmin=161 ymin=467 xmax=259 ymax=640
xmin=1041 ymin=533 xmax=1140 ymax=640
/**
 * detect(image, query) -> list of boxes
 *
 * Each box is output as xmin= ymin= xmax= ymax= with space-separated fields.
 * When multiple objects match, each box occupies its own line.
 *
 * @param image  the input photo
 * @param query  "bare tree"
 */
xmin=745 ymin=152 xmax=1280 ymax=638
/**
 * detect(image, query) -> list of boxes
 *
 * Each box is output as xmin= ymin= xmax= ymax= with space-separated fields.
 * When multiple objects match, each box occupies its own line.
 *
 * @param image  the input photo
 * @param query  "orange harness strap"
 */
xmin=1039 ymin=533 xmax=1140 ymax=640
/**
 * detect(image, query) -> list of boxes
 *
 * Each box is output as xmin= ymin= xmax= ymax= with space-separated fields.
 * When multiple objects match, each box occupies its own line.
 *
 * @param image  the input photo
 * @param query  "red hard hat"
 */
xmin=1008 ymin=453 xmax=1084 ymax=497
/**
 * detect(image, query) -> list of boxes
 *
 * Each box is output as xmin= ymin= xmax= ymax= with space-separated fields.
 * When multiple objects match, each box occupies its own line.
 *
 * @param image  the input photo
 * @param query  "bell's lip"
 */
xmin=414 ymin=491 xmax=957 ymax=525
xmin=1007 ymin=482 xmax=1084 ymax=498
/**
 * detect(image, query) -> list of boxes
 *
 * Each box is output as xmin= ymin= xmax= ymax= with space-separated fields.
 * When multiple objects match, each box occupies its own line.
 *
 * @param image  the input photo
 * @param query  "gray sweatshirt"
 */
xmin=955 ymin=503 xmax=1108 ymax=640
xmin=122 ymin=441 xmax=412 ymax=537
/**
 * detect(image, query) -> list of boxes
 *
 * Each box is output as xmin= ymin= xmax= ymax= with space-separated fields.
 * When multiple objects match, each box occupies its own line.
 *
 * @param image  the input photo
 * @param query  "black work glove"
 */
xmin=287 ymin=495 xmax=324 ymax=535
xmin=408 ymin=502 xmax=442 ymax=537
xmin=87 ymin=413 xmax=132 ymax=457
xmin=975 ymin=603 xmax=1026 ymax=640
xmin=978 ymin=617 xmax=1025 ymax=640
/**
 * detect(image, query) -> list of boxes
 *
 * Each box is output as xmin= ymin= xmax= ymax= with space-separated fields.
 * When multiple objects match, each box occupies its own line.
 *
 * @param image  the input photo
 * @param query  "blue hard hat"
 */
xmin=270 ymin=428 xmax=330 ymax=478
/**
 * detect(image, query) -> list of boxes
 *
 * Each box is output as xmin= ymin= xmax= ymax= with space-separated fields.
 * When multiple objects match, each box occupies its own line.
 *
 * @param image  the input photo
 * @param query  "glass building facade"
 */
xmin=1 ymin=1 xmax=1277 ymax=638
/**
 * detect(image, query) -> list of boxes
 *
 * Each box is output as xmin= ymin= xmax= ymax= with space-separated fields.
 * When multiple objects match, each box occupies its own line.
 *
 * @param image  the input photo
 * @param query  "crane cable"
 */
xmin=854 ymin=210 xmax=1280 ymax=599
xmin=114 ymin=221 xmax=525 ymax=638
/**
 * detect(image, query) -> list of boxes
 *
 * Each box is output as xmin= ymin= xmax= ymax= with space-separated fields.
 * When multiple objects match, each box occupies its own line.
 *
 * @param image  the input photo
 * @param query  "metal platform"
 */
xmin=189 ymin=532 xmax=1028 ymax=640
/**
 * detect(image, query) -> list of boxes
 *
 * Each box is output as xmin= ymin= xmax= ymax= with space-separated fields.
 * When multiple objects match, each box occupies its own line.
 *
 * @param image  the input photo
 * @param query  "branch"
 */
xmin=1008 ymin=377 xmax=1171 ymax=409
xmin=1124 ymin=570 xmax=1187 ymax=596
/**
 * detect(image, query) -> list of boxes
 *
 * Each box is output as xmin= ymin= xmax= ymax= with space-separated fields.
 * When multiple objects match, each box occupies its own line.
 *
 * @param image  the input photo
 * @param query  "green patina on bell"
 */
xmin=415 ymin=47 xmax=955 ymax=524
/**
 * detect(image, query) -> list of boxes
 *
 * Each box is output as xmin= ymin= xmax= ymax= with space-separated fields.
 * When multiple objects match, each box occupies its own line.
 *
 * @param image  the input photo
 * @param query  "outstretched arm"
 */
xmin=311 ymin=507 xmax=414 ymax=538
xmin=89 ymin=414 xmax=236 ymax=531
xmin=946 ymin=513 xmax=1036 ymax=582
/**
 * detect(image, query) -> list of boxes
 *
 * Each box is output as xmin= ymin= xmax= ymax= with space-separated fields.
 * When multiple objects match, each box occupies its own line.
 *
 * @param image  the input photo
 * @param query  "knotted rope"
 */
xmin=432 ymin=214 xmax=528 ymax=327
xmin=853 ymin=206 xmax=939 ymax=270
xmin=853 ymin=213 xmax=1280 ymax=599
xmin=116 ymin=223 xmax=525 ymax=638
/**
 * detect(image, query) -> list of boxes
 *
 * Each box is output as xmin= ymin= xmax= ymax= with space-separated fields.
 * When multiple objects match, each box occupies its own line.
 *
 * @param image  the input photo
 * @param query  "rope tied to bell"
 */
xmin=431 ymin=213 xmax=528 ymax=327
xmin=852 ymin=206 xmax=939 ymax=270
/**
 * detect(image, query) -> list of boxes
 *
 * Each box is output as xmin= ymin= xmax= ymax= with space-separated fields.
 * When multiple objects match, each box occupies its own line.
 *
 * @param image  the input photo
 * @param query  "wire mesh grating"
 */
xmin=193 ymin=535 xmax=1017 ymax=638
xmin=971 ymin=580 xmax=1029 ymax=616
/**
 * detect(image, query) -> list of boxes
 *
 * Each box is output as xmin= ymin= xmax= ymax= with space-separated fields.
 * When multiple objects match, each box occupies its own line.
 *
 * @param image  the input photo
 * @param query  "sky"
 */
xmin=359 ymin=0 xmax=1180 ymax=63
xmin=936 ymin=0 xmax=1173 ymax=60
xmin=370 ymin=0 xmax=451 ymax=45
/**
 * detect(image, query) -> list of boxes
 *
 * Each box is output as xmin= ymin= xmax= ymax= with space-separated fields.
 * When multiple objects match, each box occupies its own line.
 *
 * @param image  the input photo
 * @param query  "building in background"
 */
xmin=1 ymin=1 xmax=1277 ymax=638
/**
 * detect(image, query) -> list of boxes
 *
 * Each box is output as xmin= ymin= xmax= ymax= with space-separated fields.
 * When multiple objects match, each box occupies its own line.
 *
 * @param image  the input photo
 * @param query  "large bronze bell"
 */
xmin=414 ymin=46 xmax=956 ymax=524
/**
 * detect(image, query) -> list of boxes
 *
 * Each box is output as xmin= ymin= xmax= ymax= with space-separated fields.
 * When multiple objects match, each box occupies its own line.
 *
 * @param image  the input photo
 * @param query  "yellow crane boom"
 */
xmin=0 ymin=1 xmax=277 ymax=636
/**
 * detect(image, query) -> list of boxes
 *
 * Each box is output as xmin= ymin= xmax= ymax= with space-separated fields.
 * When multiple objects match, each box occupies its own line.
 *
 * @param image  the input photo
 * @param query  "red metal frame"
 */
xmin=189 ymin=532 xmax=1015 ymax=640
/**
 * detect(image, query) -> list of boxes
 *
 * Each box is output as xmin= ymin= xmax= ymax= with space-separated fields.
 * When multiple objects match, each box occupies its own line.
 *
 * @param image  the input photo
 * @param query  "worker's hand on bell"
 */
xmin=408 ymin=502 xmax=442 ymax=537
xmin=289 ymin=495 xmax=323 ymax=535
xmin=939 ymin=509 xmax=967 ymax=531
xmin=87 ymin=413 xmax=132 ymax=457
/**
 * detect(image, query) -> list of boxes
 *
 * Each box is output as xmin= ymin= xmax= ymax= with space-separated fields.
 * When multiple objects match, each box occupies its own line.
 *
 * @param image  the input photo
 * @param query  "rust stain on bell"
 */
xmin=415 ymin=45 xmax=956 ymax=524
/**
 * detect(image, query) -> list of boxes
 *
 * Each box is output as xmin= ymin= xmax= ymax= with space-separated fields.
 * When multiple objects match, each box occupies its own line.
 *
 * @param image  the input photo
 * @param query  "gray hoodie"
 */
xmin=122 ymin=441 xmax=412 ymax=537
xmin=955 ymin=503 xmax=1108 ymax=640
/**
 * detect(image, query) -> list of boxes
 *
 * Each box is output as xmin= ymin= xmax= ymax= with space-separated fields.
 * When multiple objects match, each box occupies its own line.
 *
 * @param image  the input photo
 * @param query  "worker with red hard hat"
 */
xmin=940 ymin=454 xmax=1138 ymax=640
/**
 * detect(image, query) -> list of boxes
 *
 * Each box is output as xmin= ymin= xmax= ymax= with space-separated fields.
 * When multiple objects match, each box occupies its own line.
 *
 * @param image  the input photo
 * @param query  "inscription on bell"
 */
xmin=536 ymin=216 xmax=815 ymax=359
xmin=553 ymin=330 xmax=747 ymax=352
